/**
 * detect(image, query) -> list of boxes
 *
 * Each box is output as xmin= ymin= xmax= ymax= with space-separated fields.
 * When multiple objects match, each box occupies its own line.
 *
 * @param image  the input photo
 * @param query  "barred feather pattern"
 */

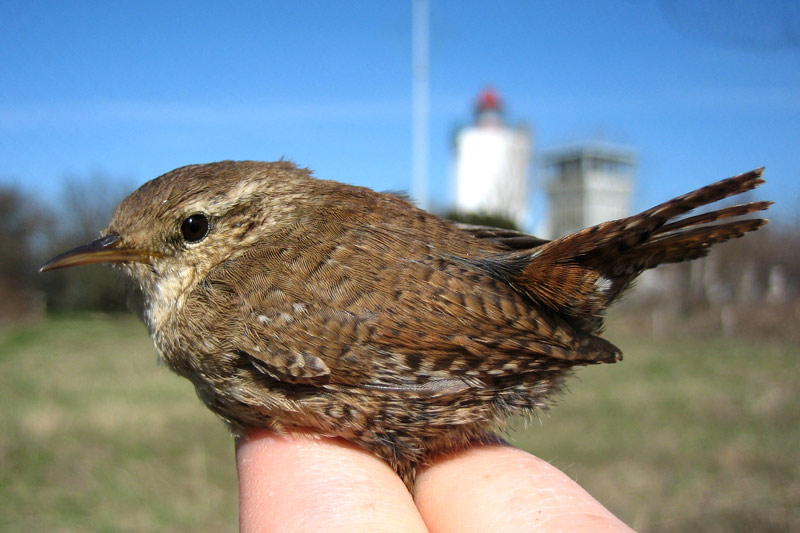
xmin=44 ymin=160 xmax=769 ymax=488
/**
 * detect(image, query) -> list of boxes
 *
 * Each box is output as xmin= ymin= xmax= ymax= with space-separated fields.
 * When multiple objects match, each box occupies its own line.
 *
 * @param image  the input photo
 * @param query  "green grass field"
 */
xmin=1 ymin=315 xmax=797 ymax=531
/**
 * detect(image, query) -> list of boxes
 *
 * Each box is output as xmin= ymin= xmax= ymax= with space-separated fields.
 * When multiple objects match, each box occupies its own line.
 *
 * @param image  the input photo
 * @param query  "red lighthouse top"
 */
xmin=474 ymin=87 xmax=504 ymax=125
xmin=476 ymin=87 xmax=503 ymax=112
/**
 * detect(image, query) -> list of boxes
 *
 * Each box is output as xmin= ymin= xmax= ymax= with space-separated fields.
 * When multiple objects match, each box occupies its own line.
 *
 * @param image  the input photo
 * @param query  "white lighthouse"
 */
xmin=452 ymin=88 xmax=533 ymax=228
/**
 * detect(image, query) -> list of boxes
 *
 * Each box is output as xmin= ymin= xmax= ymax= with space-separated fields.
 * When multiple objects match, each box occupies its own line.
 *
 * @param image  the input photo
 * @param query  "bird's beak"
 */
xmin=39 ymin=233 xmax=155 ymax=272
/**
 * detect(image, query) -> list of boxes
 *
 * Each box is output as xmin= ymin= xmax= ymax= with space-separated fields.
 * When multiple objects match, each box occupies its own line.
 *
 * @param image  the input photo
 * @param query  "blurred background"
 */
xmin=1 ymin=1 xmax=798 ymax=531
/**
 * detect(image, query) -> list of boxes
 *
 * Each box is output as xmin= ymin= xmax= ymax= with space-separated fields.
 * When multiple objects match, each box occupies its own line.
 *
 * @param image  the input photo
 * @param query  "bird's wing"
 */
xmin=451 ymin=222 xmax=550 ymax=250
xmin=200 ymin=220 xmax=619 ymax=393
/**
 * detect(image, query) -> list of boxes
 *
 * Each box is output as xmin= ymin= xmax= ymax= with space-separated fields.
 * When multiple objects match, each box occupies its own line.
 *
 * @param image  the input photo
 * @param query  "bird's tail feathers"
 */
xmin=511 ymin=168 xmax=770 ymax=318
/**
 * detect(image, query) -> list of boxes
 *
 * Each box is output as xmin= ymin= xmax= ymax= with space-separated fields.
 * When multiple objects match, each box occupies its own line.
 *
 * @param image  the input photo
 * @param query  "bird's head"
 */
xmin=40 ymin=160 xmax=312 ymax=297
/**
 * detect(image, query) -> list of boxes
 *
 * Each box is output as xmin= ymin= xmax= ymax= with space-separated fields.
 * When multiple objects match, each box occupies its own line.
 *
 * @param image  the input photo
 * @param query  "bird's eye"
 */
xmin=181 ymin=214 xmax=209 ymax=243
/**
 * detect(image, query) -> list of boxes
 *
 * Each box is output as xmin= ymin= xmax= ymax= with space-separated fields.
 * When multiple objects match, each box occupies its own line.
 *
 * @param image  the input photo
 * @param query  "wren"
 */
xmin=41 ymin=161 xmax=770 ymax=487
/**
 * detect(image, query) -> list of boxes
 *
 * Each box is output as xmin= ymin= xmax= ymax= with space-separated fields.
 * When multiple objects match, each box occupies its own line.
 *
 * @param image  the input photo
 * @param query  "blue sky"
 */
xmin=2 ymin=1 xmax=798 ymax=230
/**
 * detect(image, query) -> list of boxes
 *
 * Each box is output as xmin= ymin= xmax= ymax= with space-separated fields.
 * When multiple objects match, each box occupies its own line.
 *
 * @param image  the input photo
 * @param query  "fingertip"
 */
xmin=236 ymin=429 xmax=428 ymax=532
xmin=414 ymin=444 xmax=633 ymax=533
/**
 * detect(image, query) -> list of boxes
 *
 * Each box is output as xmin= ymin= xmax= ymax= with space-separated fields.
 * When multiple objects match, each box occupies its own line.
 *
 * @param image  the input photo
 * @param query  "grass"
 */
xmin=509 ymin=323 xmax=799 ymax=532
xmin=1 ymin=314 xmax=797 ymax=531
xmin=0 ymin=316 xmax=237 ymax=532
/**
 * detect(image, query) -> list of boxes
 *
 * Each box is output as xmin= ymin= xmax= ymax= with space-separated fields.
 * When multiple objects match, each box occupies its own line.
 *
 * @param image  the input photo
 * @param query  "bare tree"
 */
xmin=39 ymin=174 xmax=136 ymax=313
xmin=0 ymin=185 xmax=46 ymax=319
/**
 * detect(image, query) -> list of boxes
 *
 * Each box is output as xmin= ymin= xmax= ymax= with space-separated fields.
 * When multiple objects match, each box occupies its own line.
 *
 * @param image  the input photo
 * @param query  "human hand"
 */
xmin=236 ymin=428 xmax=634 ymax=532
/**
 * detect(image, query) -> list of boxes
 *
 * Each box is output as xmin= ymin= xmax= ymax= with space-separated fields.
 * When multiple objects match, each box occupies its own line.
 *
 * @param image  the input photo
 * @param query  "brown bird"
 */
xmin=41 ymin=161 xmax=770 ymax=487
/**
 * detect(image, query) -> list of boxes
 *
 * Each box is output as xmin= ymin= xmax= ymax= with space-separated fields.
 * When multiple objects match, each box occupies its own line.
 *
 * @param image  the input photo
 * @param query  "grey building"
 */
xmin=545 ymin=144 xmax=636 ymax=238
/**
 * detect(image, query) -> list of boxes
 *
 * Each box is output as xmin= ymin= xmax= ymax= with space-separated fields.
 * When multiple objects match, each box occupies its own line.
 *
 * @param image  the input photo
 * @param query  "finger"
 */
xmin=236 ymin=428 xmax=429 ymax=533
xmin=414 ymin=444 xmax=634 ymax=533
